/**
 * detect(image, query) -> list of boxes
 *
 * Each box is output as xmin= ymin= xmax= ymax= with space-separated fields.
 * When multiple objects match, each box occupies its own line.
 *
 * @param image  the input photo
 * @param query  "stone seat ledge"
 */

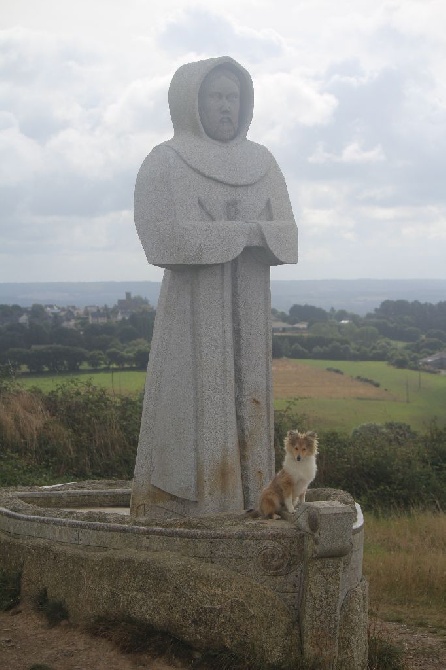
xmin=0 ymin=484 xmax=362 ymax=541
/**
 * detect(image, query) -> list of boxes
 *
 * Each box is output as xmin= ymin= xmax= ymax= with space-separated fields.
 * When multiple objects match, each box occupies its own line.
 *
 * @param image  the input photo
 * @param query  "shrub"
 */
xmin=36 ymin=379 xmax=141 ymax=477
xmin=316 ymin=424 xmax=445 ymax=512
xmin=34 ymin=588 xmax=69 ymax=627
xmin=0 ymin=378 xmax=444 ymax=512
xmin=367 ymin=632 xmax=405 ymax=670
xmin=275 ymin=404 xmax=446 ymax=512
xmin=355 ymin=376 xmax=380 ymax=387
xmin=0 ymin=452 xmax=57 ymax=487
xmin=0 ymin=569 xmax=21 ymax=611
xmin=0 ymin=378 xmax=141 ymax=481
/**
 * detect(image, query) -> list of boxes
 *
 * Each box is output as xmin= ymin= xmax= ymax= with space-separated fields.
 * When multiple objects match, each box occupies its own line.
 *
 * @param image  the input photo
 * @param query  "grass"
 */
xmin=19 ymin=360 xmax=446 ymax=433
xmin=367 ymin=630 xmax=406 ymax=670
xmin=275 ymin=359 xmax=446 ymax=433
xmin=20 ymin=369 xmax=146 ymax=395
xmin=363 ymin=511 xmax=446 ymax=633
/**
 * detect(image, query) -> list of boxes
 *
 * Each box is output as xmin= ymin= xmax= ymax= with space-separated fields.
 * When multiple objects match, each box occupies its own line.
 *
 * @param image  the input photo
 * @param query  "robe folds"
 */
xmin=130 ymin=56 xmax=298 ymax=519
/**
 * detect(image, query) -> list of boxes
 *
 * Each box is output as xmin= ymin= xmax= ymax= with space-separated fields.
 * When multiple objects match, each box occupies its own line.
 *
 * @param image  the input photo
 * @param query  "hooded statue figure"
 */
xmin=130 ymin=56 xmax=298 ymax=519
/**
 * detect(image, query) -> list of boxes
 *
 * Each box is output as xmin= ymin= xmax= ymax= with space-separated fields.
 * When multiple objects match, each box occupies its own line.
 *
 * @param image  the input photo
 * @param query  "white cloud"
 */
xmin=103 ymin=76 xmax=171 ymax=134
xmin=251 ymin=71 xmax=338 ymax=146
xmin=301 ymin=207 xmax=356 ymax=238
xmin=0 ymin=2 xmax=445 ymax=282
xmin=402 ymin=222 xmax=446 ymax=241
xmin=309 ymin=141 xmax=385 ymax=165
xmin=0 ymin=113 xmax=43 ymax=186
xmin=158 ymin=7 xmax=284 ymax=62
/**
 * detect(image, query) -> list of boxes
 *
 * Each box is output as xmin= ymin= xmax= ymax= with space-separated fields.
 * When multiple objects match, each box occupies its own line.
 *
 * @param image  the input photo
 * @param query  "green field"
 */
xmin=19 ymin=359 xmax=446 ymax=433
xmin=20 ymin=369 xmax=147 ymax=395
xmin=296 ymin=360 xmax=446 ymax=432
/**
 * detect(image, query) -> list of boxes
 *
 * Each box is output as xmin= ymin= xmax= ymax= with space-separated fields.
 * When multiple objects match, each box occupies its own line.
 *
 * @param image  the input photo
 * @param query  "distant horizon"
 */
xmin=2 ymin=277 xmax=446 ymax=285
xmin=1 ymin=278 xmax=445 ymax=315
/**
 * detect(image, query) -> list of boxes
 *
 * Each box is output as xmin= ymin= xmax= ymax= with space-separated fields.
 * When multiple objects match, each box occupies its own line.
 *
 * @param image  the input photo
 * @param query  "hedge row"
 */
xmin=1 ymin=380 xmax=444 ymax=512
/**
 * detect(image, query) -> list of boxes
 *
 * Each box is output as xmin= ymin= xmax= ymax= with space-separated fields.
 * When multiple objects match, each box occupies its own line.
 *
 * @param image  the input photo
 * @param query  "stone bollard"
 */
xmin=294 ymin=501 xmax=366 ymax=670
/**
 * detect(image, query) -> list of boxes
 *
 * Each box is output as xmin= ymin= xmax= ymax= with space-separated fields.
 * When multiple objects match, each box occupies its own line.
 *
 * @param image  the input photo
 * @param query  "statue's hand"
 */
xmin=245 ymin=220 xmax=264 ymax=247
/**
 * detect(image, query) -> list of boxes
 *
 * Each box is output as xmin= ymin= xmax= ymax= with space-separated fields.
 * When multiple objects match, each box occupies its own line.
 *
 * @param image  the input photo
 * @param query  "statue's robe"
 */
xmin=130 ymin=56 xmax=298 ymax=518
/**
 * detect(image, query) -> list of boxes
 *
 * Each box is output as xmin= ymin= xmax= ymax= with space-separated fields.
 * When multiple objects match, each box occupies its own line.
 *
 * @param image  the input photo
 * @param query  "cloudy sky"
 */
xmin=1 ymin=0 xmax=445 ymax=283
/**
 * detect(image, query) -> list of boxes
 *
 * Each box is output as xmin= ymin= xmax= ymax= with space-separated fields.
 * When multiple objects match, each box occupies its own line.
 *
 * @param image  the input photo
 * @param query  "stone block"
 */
xmin=337 ymin=578 xmax=369 ymax=670
xmin=0 ymin=484 xmax=367 ymax=668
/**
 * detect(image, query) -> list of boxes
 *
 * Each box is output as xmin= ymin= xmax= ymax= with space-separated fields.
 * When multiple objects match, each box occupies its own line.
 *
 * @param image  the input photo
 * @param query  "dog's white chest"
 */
xmin=285 ymin=456 xmax=317 ymax=483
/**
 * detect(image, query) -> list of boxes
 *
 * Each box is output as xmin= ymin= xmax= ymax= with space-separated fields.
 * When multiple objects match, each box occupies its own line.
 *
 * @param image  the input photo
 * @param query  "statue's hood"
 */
xmin=168 ymin=55 xmax=253 ymax=143
xmin=164 ymin=56 xmax=271 ymax=185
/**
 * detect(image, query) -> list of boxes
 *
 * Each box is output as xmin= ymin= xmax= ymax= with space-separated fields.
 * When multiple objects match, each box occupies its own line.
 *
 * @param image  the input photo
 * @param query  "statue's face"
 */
xmin=199 ymin=74 xmax=240 ymax=142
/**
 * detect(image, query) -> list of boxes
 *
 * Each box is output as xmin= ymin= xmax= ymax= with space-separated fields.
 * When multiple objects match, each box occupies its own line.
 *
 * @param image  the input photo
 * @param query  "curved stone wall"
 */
xmin=0 ymin=483 xmax=367 ymax=669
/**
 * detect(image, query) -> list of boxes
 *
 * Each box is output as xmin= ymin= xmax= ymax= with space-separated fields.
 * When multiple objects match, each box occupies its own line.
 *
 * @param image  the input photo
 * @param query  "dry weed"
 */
xmin=364 ymin=512 xmax=446 ymax=620
xmin=0 ymin=391 xmax=48 ymax=456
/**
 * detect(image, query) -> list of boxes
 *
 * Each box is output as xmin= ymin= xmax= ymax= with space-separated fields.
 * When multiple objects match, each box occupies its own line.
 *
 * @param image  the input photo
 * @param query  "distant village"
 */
xmin=0 ymin=292 xmax=154 ymax=329
xmin=1 ymin=292 xmax=445 ymax=373
xmin=1 ymin=291 xmax=312 ymax=332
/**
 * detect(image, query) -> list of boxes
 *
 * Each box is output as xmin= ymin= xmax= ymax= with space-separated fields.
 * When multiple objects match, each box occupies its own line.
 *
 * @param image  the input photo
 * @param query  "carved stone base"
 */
xmin=0 ymin=484 xmax=367 ymax=669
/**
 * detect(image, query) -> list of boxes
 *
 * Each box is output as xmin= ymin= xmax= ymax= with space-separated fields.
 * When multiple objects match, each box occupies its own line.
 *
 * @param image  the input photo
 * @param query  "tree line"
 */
xmin=0 ymin=305 xmax=155 ymax=374
xmin=272 ymin=299 xmax=446 ymax=369
xmin=1 ymin=297 xmax=446 ymax=374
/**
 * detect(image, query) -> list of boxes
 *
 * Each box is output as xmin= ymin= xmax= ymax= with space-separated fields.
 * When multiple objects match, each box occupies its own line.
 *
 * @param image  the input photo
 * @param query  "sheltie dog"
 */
xmin=258 ymin=430 xmax=318 ymax=518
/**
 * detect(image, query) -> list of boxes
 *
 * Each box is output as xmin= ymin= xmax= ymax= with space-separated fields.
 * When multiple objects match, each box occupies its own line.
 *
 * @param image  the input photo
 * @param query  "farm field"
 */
xmin=20 ymin=369 xmax=147 ymax=395
xmin=19 ymin=358 xmax=446 ymax=433
xmin=292 ymin=359 xmax=446 ymax=433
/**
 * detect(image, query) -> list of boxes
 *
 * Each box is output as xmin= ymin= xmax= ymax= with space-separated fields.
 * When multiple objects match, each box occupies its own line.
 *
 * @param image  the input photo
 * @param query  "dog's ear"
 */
xmin=306 ymin=431 xmax=318 ymax=439
xmin=286 ymin=429 xmax=296 ymax=437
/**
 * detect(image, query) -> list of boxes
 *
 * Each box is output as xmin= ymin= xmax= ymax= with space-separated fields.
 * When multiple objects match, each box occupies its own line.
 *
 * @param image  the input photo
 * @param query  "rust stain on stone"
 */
xmin=150 ymin=486 xmax=173 ymax=505
xmin=135 ymin=503 xmax=146 ymax=516
xmin=256 ymin=469 xmax=264 ymax=490
xmin=214 ymin=456 xmax=237 ymax=495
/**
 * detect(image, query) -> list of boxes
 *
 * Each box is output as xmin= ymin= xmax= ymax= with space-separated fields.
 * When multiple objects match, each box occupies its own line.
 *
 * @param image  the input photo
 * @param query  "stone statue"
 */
xmin=130 ymin=56 xmax=298 ymax=519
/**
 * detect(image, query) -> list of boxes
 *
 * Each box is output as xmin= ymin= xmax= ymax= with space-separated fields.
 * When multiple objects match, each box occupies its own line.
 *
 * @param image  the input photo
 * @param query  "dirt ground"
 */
xmin=1 ymin=605 xmax=445 ymax=670
xmin=0 ymin=604 xmax=186 ymax=670
xmin=370 ymin=618 xmax=446 ymax=670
